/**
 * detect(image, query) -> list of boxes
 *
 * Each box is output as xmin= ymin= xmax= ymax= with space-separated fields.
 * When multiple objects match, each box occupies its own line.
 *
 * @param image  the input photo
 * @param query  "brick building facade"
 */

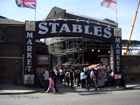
xmin=0 ymin=16 xmax=24 ymax=84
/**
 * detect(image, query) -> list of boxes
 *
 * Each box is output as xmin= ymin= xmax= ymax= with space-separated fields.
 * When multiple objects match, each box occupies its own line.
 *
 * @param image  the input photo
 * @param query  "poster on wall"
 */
xmin=24 ymin=75 xmax=34 ymax=85
xmin=37 ymin=55 xmax=51 ymax=65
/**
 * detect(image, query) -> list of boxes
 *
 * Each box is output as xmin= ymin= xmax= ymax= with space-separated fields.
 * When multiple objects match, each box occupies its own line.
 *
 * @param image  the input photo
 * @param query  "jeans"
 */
xmin=88 ymin=79 xmax=97 ymax=91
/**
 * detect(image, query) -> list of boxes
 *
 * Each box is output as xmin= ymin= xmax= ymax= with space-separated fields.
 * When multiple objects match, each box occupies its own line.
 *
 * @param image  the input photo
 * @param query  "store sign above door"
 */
xmin=25 ymin=19 xmax=116 ymax=43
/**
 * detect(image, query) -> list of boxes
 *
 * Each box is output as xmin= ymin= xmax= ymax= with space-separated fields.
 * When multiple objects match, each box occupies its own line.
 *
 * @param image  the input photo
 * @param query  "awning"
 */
xmin=86 ymin=64 xmax=100 ymax=69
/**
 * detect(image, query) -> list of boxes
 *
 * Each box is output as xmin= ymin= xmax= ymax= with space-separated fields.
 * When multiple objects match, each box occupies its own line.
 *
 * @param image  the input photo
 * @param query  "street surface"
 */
xmin=0 ymin=88 xmax=140 ymax=105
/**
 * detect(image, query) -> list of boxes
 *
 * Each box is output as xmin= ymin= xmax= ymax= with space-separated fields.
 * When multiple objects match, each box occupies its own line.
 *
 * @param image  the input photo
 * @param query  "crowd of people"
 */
xmin=43 ymin=65 xmax=113 ymax=93
xmin=38 ymin=63 xmax=126 ymax=94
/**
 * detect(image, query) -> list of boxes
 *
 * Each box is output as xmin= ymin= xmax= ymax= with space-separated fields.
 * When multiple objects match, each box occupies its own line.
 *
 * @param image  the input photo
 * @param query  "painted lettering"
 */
xmin=27 ymin=52 xmax=32 ymax=58
xmin=103 ymin=27 xmax=112 ymax=38
xmin=38 ymin=22 xmax=48 ymax=34
xmin=27 ymin=39 xmax=33 ymax=45
xmin=84 ymin=25 xmax=92 ymax=35
xmin=93 ymin=26 xmax=102 ymax=37
xmin=115 ymin=38 xmax=120 ymax=43
xmin=27 ymin=32 xmax=33 ymax=38
xmin=72 ymin=24 xmax=82 ymax=33
xmin=27 ymin=59 xmax=32 ymax=65
xmin=27 ymin=46 xmax=32 ymax=51
xmin=59 ymin=24 xmax=71 ymax=33
xmin=49 ymin=23 xmax=59 ymax=33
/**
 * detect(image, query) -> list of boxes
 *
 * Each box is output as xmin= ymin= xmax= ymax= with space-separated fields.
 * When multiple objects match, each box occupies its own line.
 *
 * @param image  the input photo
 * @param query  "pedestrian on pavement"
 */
xmin=75 ymin=69 xmax=78 ymax=85
xmin=88 ymin=68 xmax=98 ymax=91
xmin=46 ymin=77 xmax=56 ymax=94
xmin=70 ymin=68 xmax=75 ymax=89
xmin=51 ymin=69 xmax=59 ymax=93
xmin=63 ymin=67 xmax=67 ymax=82
xmin=44 ymin=68 xmax=49 ymax=92
xmin=80 ymin=69 xmax=86 ymax=89
xmin=59 ymin=68 xmax=63 ymax=83
xmin=65 ymin=69 xmax=70 ymax=87
xmin=77 ymin=69 xmax=81 ymax=87
xmin=54 ymin=68 xmax=58 ymax=82
xmin=86 ymin=69 xmax=91 ymax=89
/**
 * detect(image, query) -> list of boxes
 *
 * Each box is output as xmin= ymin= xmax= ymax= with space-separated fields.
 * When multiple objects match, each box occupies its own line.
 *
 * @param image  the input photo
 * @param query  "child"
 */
xmin=46 ymin=77 xmax=56 ymax=94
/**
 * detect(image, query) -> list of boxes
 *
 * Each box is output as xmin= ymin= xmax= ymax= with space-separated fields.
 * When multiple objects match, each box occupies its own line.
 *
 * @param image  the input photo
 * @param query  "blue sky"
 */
xmin=0 ymin=0 xmax=140 ymax=41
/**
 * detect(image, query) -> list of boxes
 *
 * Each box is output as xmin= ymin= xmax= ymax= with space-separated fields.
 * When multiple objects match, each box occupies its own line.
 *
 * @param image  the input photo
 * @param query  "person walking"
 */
xmin=59 ymin=68 xmax=63 ymax=83
xmin=70 ymin=68 xmax=75 ymax=89
xmin=80 ymin=69 xmax=86 ymax=89
xmin=77 ymin=69 xmax=81 ymax=87
xmin=88 ymin=68 xmax=98 ymax=91
xmin=44 ymin=68 xmax=49 ymax=92
xmin=65 ymin=69 xmax=70 ymax=87
xmin=86 ymin=69 xmax=91 ymax=89
xmin=51 ymin=70 xmax=59 ymax=93
xmin=45 ymin=77 xmax=56 ymax=94
xmin=63 ymin=67 xmax=67 ymax=82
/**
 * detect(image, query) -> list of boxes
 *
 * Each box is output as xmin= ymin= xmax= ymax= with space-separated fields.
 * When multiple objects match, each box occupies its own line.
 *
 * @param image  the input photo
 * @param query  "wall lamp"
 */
xmin=97 ymin=21 xmax=100 ymax=25
xmin=87 ymin=19 xmax=90 ymax=24
xmin=76 ymin=18 xmax=79 ymax=22
xmin=53 ymin=19 xmax=56 ymax=22
xmin=64 ymin=17 xmax=67 ymax=21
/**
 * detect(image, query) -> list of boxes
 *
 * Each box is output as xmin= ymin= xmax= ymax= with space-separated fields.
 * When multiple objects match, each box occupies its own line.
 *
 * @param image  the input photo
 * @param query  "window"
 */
xmin=0 ymin=29 xmax=5 ymax=43
xmin=54 ymin=11 xmax=56 ymax=17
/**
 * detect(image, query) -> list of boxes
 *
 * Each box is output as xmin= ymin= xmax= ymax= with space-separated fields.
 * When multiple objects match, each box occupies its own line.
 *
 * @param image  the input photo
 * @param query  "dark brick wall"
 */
xmin=0 ymin=25 xmax=24 ymax=85
xmin=0 ymin=59 xmax=23 ymax=84
xmin=46 ymin=7 xmax=65 ymax=19
xmin=122 ymin=55 xmax=140 ymax=83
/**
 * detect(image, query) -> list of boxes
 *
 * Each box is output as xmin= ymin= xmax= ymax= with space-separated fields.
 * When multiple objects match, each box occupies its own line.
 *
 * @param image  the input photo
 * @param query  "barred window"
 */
xmin=0 ymin=29 xmax=5 ymax=43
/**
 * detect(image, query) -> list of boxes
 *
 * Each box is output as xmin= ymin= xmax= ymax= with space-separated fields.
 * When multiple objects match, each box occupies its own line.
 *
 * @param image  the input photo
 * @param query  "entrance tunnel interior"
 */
xmin=36 ymin=37 xmax=111 ymax=68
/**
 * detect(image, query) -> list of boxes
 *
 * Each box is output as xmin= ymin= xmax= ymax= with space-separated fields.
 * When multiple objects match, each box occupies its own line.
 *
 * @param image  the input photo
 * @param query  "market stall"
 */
xmin=86 ymin=64 xmax=113 ymax=87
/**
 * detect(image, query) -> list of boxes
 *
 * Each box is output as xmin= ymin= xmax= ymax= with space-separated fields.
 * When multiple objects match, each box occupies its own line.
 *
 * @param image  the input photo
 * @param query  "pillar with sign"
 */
xmin=24 ymin=21 xmax=35 ymax=85
xmin=113 ymin=28 xmax=122 ymax=88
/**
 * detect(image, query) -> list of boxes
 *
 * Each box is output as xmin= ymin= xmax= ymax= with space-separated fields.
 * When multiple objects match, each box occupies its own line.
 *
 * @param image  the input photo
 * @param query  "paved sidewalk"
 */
xmin=0 ymin=82 xmax=140 ymax=95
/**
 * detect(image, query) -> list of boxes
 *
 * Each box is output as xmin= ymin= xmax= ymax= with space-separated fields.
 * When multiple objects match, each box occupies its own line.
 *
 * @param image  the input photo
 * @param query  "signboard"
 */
xmin=114 ymin=28 xmax=122 ymax=74
xmin=36 ymin=68 xmax=46 ymax=72
xmin=33 ymin=20 xmax=115 ymax=43
xmin=24 ymin=75 xmax=34 ymax=85
xmin=37 ymin=55 xmax=51 ymax=65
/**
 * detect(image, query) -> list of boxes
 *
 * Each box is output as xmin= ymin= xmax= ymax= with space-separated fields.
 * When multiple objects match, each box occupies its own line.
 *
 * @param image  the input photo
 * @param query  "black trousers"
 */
xmin=44 ymin=80 xmax=49 ymax=91
xmin=60 ymin=75 xmax=63 ymax=83
xmin=66 ymin=77 xmax=70 ymax=86
xmin=81 ymin=79 xmax=85 ymax=88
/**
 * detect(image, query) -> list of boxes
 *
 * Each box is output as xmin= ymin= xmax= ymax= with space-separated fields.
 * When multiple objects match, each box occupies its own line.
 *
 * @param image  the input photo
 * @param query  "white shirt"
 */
xmin=44 ymin=70 xmax=49 ymax=80
xmin=90 ymin=71 xmax=94 ymax=78
xmin=80 ymin=72 xmax=85 ymax=80
xmin=59 ymin=69 xmax=63 ymax=75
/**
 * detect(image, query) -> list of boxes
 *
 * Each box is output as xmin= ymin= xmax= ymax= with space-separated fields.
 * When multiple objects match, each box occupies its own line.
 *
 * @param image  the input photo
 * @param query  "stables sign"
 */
xmin=24 ymin=19 xmax=122 ymax=84
xmin=33 ymin=20 xmax=115 ymax=43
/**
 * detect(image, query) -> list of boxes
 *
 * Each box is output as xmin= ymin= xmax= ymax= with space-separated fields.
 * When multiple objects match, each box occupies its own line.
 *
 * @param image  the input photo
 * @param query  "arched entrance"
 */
xmin=24 ymin=19 xmax=122 ymax=86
